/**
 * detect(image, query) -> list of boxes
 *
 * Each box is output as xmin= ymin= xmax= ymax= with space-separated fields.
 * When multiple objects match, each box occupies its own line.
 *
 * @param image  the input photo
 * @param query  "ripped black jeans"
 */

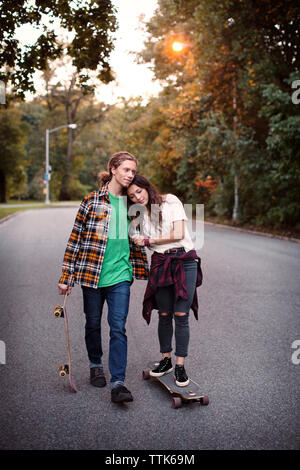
xmin=154 ymin=258 xmax=198 ymax=357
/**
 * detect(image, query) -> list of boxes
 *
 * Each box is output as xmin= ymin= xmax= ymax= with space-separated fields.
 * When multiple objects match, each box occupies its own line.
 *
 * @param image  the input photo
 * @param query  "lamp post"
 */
xmin=45 ymin=123 xmax=77 ymax=204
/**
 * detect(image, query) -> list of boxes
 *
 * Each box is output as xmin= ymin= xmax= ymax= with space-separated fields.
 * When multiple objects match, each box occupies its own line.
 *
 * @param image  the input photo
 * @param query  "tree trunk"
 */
xmin=59 ymin=127 xmax=73 ymax=200
xmin=232 ymin=171 xmax=239 ymax=222
xmin=232 ymin=75 xmax=239 ymax=222
xmin=0 ymin=169 xmax=7 ymax=203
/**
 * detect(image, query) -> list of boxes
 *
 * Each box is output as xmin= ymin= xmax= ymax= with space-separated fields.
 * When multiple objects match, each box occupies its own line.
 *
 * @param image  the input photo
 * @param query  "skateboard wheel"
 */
xmin=142 ymin=369 xmax=150 ymax=380
xmin=59 ymin=364 xmax=69 ymax=377
xmin=54 ymin=306 xmax=64 ymax=318
xmin=172 ymin=397 xmax=182 ymax=409
xmin=201 ymin=395 xmax=209 ymax=406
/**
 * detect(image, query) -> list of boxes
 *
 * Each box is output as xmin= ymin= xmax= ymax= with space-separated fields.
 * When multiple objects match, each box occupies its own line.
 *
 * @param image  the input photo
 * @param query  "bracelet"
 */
xmin=143 ymin=238 xmax=150 ymax=247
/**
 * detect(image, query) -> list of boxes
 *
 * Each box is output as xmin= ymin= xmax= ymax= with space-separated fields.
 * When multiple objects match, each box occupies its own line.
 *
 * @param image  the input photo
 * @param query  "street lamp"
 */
xmin=45 ymin=123 xmax=77 ymax=204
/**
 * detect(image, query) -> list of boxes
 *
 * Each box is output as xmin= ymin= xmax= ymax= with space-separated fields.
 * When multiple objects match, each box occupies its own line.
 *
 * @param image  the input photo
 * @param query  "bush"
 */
xmin=28 ymin=170 xmax=44 ymax=201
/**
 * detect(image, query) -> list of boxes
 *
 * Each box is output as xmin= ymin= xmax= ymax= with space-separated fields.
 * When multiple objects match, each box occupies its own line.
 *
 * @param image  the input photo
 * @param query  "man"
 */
xmin=58 ymin=151 xmax=149 ymax=403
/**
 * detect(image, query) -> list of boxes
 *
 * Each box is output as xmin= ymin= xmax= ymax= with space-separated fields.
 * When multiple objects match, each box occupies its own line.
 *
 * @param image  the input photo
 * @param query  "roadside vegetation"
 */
xmin=1 ymin=1 xmax=299 ymax=237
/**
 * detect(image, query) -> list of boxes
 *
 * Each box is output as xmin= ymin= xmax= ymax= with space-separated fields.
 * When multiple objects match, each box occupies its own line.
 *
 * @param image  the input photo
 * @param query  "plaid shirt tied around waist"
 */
xmin=59 ymin=182 xmax=149 ymax=288
xmin=142 ymin=249 xmax=203 ymax=324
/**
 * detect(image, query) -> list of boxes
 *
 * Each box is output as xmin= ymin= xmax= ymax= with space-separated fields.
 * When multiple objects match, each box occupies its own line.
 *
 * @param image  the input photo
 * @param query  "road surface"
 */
xmin=0 ymin=208 xmax=299 ymax=450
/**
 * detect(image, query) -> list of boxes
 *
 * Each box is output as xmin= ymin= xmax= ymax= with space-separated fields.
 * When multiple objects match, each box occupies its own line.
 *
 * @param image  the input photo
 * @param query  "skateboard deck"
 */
xmin=143 ymin=361 xmax=209 ymax=408
xmin=53 ymin=294 xmax=78 ymax=392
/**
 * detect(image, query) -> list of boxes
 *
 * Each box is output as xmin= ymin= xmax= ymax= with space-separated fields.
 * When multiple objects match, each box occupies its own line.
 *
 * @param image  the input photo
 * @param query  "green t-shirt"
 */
xmin=98 ymin=193 xmax=133 ymax=288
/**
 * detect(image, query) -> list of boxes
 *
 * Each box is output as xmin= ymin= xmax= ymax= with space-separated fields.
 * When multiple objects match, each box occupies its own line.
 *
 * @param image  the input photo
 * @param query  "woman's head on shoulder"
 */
xmin=127 ymin=174 xmax=163 ymax=208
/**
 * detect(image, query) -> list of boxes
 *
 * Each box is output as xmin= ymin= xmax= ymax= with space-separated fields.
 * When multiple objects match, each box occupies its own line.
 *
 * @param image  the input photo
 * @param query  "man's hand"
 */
xmin=58 ymin=283 xmax=72 ymax=295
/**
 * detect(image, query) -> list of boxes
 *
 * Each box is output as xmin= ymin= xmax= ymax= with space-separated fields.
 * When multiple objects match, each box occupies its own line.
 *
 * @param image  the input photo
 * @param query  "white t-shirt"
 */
xmin=141 ymin=194 xmax=194 ymax=253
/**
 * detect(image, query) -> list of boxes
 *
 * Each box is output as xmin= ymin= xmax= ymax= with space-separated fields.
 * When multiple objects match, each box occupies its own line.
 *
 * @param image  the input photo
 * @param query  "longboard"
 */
xmin=143 ymin=361 xmax=209 ymax=408
xmin=53 ymin=294 xmax=78 ymax=392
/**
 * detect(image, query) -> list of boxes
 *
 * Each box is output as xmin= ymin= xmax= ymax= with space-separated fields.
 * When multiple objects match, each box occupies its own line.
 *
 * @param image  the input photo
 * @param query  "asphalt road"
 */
xmin=0 ymin=208 xmax=299 ymax=450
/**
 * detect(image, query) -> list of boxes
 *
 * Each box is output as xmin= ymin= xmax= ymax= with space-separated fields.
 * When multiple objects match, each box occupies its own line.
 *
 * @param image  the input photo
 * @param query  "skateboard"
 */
xmin=53 ymin=294 xmax=78 ymax=392
xmin=143 ymin=361 xmax=209 ymax=409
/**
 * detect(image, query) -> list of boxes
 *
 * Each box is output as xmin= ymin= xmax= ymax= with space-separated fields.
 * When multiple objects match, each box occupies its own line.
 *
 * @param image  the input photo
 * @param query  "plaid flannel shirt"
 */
xmin=59 ymin=182 xmax=149 ymax=288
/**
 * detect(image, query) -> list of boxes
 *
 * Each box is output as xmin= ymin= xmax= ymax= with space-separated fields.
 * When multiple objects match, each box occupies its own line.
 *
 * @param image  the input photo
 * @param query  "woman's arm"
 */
xmin=133 ymin=220 xmax=185 ymax=246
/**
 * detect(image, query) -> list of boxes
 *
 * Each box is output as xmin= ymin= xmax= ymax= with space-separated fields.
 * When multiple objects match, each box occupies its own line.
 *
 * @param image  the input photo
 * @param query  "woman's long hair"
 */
xmin=98 ymin=151 xmax=138 ymax=186
xmin=128 ymin=174 xmax=163 ymax=209
xmin=127 ymin=174 xmax=163 ymax=233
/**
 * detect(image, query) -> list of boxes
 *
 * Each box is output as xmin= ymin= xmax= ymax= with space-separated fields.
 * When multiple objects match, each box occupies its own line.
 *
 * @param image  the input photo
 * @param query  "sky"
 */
xmin=16 ymin=0 xmax=161 ymax=104
xmin=98 ymin=0 xmax=162 ymax=104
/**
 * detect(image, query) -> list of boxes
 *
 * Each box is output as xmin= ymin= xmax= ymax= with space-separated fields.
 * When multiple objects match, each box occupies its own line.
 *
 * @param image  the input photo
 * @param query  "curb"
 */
xmin=0 ymin=213 xmax=18 ymax=225
xmin=204 ymin=221 xmax=300 ymax=244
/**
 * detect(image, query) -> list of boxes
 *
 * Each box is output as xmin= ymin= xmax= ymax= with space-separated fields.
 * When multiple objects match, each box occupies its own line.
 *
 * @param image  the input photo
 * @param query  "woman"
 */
xmin=127 ymin=175 xmax=202 ymax=387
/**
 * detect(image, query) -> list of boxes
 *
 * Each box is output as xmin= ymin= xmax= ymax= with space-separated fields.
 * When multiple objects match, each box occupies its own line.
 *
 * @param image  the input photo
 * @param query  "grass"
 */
xmin=205 ymin=215 xmax=300 ymax=240
xmin=0 ymin=200 xmax=44 ymax=205
xmin=0 ymin=200 xmax=80 ymax=221
xmin=0 ymin=205 xmax=52 ymax=221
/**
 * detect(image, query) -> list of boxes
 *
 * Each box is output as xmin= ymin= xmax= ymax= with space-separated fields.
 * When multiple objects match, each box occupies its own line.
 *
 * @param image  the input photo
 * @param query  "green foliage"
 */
xmin=0 ymin=0 xmax=117 ymax=98
xmin=20 ymin=100 xmax=47 ymax=183
xmin=0 ymin=105 xmax=29 ymax=201
xmin=28 ymin=169 xmax=44 ymax=201
xmin=138 ymin=0 xmax=300 ymax=230
xmin=1 ymin=1 xmax=299 ymax=232
xmin=259 ymin=76 xmax=300 ymax=226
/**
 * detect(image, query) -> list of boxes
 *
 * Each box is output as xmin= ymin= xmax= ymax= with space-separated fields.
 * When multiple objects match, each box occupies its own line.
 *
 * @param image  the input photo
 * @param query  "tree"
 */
xmin=41 ymin=59 xmax=108 ymax=200
xmin=0 ymin=105 xmax=28 ymax=202
xmin=139 ymin=0 xmax=300 ymax=228
xmin=259 ymin=74 xmax=300 ymax=227
xmin=0 ymin=0 xmax=117 ymax=99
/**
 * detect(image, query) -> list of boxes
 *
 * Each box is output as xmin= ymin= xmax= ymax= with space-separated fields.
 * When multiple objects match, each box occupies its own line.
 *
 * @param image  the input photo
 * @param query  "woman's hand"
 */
xmin=132 ymin=235 xmax=146 ymax=246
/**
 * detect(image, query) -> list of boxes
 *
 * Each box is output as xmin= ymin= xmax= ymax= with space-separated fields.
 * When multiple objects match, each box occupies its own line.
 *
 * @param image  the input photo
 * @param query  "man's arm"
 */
xmin=58 ymin=196 xmax=90 ymax=294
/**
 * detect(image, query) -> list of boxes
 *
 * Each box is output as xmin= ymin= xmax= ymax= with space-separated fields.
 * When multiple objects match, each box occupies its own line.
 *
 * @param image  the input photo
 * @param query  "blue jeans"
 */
xmin=155 ymin=258 xmax=198 ymax=357
xmin=81 ymin=281 xmax=130 ymax=385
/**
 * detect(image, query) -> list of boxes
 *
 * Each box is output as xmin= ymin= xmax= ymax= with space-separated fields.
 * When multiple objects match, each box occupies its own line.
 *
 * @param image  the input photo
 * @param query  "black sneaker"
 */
xmin=150 ymin=357 xmax=173 ymax=377
xmin=111 ymin=385 xmax=133 ymax=403
xmin=90 ymin=366 xmax=106 ymax=388
xmin=174 ymin=364 xmax=189 ymax=387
